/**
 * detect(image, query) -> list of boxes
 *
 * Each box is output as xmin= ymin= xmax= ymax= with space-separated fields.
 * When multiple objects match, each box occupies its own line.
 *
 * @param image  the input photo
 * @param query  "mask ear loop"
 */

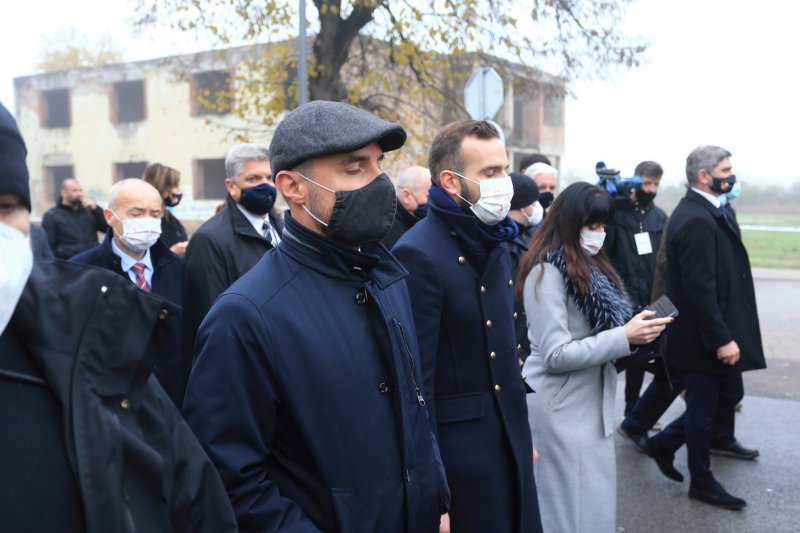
xmin=296 ymin=171 xmax=334 ymax=227
xmin=449 ymin=170 xmax=476 ymax=207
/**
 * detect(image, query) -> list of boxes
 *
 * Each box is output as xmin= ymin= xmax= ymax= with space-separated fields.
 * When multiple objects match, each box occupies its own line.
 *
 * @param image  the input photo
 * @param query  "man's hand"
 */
xmin=439 ymin=513 xmax=450 ymax=533
xmin=170 ymin=240 xmax=188 ymax=258
xmin=82 ymin=197 xmax=97 ymax=209
xmin=716 ymin=340 xmax=740 ymax=366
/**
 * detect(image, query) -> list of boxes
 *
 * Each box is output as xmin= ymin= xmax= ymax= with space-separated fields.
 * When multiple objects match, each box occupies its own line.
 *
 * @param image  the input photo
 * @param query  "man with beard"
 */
xmin=182 ymin=101 xmax=449 ymax=532
xmin=42 ymin=178 xmax=107 ymax=259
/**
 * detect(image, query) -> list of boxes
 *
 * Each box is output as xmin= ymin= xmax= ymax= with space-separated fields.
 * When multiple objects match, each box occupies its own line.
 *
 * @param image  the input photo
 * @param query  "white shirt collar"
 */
xmin=235 ymin=203 xmax=268 ymax=235
xmin=111 ymin=237 xmax=153 ymax=272
xmin=691 ymin=187 xmax=721 ymax=209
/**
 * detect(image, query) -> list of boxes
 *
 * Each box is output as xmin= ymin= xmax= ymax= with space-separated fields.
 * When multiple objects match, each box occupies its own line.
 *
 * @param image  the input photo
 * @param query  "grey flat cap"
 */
xmin=269 ymin=100 xmax=407 ymax=175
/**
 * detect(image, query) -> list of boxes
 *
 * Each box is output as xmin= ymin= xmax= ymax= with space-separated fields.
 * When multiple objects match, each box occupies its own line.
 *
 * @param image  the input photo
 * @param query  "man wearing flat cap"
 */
xmin=183 ymin=100 xmax=450 ymax=532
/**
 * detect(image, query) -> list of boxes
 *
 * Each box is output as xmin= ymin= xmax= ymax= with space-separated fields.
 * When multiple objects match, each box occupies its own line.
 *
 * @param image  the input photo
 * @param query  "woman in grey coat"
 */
xmin=518 ymin=183 xmax=672 ymax=533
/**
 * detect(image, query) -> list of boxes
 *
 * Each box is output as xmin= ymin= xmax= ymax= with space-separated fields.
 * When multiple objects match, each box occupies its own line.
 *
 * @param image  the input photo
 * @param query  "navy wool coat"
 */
xmin=182 ymin=213 xmax=450 ymax=533
xmin=71 ymin=231 xmax=188 ymax=406
xmin=665 ymin=189 xmax=766 ymax=374
xmin=392 ymin=196 xmax=541 ymax=533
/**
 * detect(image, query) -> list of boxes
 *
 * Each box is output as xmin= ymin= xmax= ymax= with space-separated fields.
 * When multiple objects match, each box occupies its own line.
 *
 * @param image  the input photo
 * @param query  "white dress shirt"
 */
xmin=111 ymin=237 xmax=154 ymax=287
xmin=235 ymin=203 xmax=281 ymax=244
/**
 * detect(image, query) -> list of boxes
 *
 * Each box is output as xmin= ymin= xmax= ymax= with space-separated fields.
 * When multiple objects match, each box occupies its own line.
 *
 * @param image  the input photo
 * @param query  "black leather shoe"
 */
xmin=617 ymin=424 xmax=648 ymax=453
xmin=689 ymin=482 xmax=747 ymax=510
xmin=646 ymin=439 xmax=684 ymax=482
xmin=710 ymin=440 xmax=760 ymax=460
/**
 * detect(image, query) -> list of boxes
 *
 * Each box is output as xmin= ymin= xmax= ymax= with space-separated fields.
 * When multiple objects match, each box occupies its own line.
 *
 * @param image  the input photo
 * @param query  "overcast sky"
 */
xmin=2 ymin=0 xmax=798 ymax=187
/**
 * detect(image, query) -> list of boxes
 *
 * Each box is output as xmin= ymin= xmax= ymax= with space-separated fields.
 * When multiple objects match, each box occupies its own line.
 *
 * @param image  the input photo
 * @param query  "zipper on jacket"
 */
xmin=396 ymin=321 xmax=426 ymax=407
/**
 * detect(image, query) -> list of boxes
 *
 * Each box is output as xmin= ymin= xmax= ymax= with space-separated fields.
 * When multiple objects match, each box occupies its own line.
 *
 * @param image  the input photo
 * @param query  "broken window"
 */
xmin=190 ymin=71 xmax=231 ymax=116
xmin=543 ymin=92 xmax=563 ymax=128
xmin=112 ymin=80 xmax=146 ymax=123
xmin=195 ymin=158 xmax=227 ymax=199
xmin=41 ymin=89 xmax=71 ymax=128
xmin=114 ymin=162 xmax=148 ymax=182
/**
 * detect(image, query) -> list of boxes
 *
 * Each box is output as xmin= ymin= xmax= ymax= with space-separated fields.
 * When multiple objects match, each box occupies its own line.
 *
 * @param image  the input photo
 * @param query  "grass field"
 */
xmin=737 ymin=212 xmax=800 ymax=228
xmin=739 ymin=212 xmax=800 ymax=268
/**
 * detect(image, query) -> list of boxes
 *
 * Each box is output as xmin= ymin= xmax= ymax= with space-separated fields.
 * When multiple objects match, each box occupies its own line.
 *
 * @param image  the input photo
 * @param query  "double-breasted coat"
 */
xmin=664 ymin=189 xmax=765 ymax=374
xmin=392 ymin=194 xmax=541 ymax=533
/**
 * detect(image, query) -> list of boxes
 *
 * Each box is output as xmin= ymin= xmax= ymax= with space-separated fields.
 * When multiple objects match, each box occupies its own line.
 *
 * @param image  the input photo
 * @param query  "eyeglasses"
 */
xmin=0 ymin=200 xmax=26 ymax=216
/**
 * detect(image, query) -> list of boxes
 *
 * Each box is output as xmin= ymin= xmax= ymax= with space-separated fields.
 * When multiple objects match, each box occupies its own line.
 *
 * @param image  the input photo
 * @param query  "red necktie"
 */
xmin=130 ymin=262 xmax=151 ymax=292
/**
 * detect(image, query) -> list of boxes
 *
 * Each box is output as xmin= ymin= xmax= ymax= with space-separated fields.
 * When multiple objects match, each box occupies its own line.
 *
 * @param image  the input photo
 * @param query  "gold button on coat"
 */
xmin=480 ymin=286 xmax=486 ymax=294
xmin=508 ymin=279 xmax=514 ymax=287
xmin=513 ymin=312 xmax=518 ymax=320
xmin=458 ymin=256 xmax=466 ymax=264
xmin=489 ymin=351 xmax=497 ymax=359
xmin=120 ymin=399 xmax=130 ymax=409
xmin=485 ymin=320 xmax=493 ymax=329
xmin=494 ymin=384 xmax=501 ymax=393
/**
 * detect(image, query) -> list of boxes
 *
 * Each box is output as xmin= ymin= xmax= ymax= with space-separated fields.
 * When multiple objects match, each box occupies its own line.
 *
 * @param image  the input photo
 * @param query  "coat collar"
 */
xmin=226 ymin=194 xmax=266 ymax=241
xmin=279 ymin=211 xmax=407 ymax=289
xmin=686 ymin=188 xmax=725 ymax=219
xmin=99 ymin=230 xmax=177 ymax=275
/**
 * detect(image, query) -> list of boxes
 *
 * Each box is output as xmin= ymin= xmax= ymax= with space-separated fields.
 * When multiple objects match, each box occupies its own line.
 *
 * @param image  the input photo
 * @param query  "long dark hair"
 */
xmin=516 ymin=182 xmax=623 ymax=299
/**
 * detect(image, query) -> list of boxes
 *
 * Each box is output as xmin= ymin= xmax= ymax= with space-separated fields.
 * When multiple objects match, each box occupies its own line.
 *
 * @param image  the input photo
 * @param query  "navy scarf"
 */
xmin=428 ymin=184 xmax=519 ymax=243
xmin=544 ymin=246 xmax=632 ymax=334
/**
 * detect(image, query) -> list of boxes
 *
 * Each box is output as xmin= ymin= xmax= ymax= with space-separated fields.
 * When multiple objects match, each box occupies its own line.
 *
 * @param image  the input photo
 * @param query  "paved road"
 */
xmin=615 ymin=268 xmax=800 ymax=532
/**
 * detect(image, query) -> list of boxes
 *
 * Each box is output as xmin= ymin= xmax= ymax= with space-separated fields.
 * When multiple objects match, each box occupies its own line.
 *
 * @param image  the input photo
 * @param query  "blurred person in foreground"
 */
xmin=0 ymin=102 xmax=236 ymax=532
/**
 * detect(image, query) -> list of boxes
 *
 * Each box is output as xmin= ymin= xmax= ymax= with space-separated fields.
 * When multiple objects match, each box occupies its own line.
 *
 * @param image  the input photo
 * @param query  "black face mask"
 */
xmin=635 ymin=189 xmax=656 ymax=206
xmin=709 ymin=174 xmax=736 ymax=195
xmin=301 ymin=172 xmax=397 ymax=245
xmin=413 ymin=203 xmax=429 ymax=219
xmin=538 ymin=191 xmax=554 ymax=210
xmin=165 ymin=193 xmax=183 ymax=207
xmin=238 ymin=183 xmax=277 ymax=215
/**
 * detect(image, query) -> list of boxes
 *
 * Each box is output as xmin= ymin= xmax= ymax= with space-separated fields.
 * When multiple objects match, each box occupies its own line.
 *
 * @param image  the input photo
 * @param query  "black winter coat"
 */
xmin=0 ymin=259 xmax=236 ymax=533
xmin=183 ymin=213 xmax=449 ymax=532
xmin=605 ymin=198 xmax=667 ymax=310
xmin=664 ymin=190 xmax=766 ymax=374
xmin=184 ymin=194 xmax=283 ymax=339
xmin=70 ymin=231 xmax=189 ymax=406
xmin=160 ymin=213 xmax=188 ymax=248
xmin=392 ymin=195 xmax=541 ymax=533
xmin=381 ymin=198 xmax=421 ymax=249
xmin=42 ymin=202 xmax=107 ymax=259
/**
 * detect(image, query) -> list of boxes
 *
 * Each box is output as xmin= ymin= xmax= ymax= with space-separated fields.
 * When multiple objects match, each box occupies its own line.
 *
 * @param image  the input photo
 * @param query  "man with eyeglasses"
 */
xmin=392 ymin=120 xmax=542 ymax=532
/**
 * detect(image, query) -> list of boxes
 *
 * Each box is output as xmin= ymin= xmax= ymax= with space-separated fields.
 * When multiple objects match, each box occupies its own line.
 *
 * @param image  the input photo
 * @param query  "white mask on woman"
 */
xmin=453 ymin=171 xmax=514 ymax=226
xmin=526 ymin=201 xmax=544 ymax=226
xmin=0 ymin=222 xmax=33 ymax=334
xmin=579 ymin=227 xmax=606 ymax=255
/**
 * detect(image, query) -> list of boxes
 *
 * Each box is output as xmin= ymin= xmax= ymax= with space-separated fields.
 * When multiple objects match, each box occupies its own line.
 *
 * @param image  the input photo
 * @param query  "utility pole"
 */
xmin=297 ymin=0 xmax=309 ymax=106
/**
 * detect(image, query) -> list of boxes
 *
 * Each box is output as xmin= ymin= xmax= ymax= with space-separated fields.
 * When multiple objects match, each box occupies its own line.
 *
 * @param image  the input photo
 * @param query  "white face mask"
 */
xmin=112 ymin=211 xmax=162 ymax=253
xmin=579 ymin=227 xmax=606 ymax=256
xmin=454 ymin=171 xmax=513 ymax=226
xmin=0 ymin=222 xmax=33 ymax=335
xmin=526 ymin=201 xmax=544 ymax=226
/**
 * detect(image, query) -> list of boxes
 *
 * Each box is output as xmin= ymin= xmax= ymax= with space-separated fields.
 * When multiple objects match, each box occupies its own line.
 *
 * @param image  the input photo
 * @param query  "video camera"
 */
xmin=595 ymin=161 xmax=642 ymax=198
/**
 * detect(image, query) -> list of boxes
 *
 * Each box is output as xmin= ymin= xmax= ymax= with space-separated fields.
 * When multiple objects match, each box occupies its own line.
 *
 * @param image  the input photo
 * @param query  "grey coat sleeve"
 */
xmin=523 ymin=263 xmax=631 ymax=374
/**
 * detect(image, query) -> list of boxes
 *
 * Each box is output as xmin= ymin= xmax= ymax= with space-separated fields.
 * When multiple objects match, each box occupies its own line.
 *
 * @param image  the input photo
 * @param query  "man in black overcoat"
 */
xmin=647 ymin=146 xmax=765 ymax=510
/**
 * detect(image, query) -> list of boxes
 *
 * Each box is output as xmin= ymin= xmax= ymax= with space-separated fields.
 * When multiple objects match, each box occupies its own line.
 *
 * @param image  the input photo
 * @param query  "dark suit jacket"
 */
xmin=392 ymin=195 xmax=541 ymax=533
xmin=184 ymin=195 xmax=283 ymax=342
xmin=70 ymin=231 xmax=189 ymax=405
xmin=664 ymin=189 xmax=765 ymax=374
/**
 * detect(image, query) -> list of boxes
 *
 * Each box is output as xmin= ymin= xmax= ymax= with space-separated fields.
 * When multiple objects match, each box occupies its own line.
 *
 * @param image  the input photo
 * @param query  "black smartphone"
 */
xmin=645 ymin=295 xmax=679 ymax=319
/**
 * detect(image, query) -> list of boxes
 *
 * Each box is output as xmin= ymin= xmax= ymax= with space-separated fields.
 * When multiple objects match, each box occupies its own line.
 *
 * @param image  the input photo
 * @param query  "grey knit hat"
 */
xmin=269 ymin=100 xmax=407 ymax=176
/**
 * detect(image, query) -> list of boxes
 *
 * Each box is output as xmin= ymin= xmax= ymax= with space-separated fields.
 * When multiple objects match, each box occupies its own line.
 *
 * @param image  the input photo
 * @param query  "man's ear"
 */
xmin=103 ymin=208 xmax=115 ymax=227
xmin=439 ymin=170 xmax=460 ymax=196
xmin=275 ymin=170 xmax=305 ymax=205
xmin=224 ymin=178 xmax=238 ymax=199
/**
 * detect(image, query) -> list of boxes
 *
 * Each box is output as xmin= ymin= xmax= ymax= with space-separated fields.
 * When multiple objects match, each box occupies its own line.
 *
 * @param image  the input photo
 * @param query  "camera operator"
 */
xmin=604 ymin=161 xmax=668 ymax=425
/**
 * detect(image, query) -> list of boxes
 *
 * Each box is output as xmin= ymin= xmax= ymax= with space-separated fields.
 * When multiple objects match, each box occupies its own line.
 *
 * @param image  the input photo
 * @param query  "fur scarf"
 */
xmin=544 ymin=246 xmax=632 ymax=334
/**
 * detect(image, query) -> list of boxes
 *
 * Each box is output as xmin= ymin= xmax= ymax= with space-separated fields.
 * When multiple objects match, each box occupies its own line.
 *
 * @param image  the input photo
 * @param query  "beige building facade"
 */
xmin=15 ymin=45 xmax=564 ymax=222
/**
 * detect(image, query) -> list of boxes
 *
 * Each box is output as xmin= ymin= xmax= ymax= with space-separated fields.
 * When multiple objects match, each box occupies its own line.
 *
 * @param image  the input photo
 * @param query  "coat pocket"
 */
xmin=545 ymin=374 xmax=572 ymax=411
xmin=435 ymin=392 xmax=484 ymax=424
xmin=330 ymin=488 xmax=357 ymax=532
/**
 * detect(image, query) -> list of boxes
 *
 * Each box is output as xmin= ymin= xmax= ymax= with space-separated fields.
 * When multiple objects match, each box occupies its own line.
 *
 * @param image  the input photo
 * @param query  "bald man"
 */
xmin=71 ymin=178 xmax=189 ymax=406
xmin=381 ymin=165 xmax=432 ymax=248
xmin=42 ymin=178 xmax=108 ymax=259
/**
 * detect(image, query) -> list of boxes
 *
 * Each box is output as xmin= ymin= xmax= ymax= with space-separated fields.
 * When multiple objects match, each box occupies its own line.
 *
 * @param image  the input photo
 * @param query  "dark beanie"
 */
xmin=510 ymin=172 xmax=539 ymax=210
xmin=0 ymin=102 xmax=31 ymax=211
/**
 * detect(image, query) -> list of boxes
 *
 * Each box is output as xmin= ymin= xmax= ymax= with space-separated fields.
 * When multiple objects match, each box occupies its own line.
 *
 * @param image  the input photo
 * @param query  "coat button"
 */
xmin=494 ymin=384 xmax=501 ymax=393
xmin=379 ymin=382 xmax=389 ymax=394
xmin=489 ymin=351 xmax=497 ymax=359
xmin=449 ymin=230 xmax=457 ymax=237
xmin=100 ymin=285 xmax=108 ymax=293
xmin=513 ymin=312 xmax=518 ymax=320
xmin=158 ymin=309 xmax=169 ymax=320
xmin=480 ymin=286 xmax=486 ymax=294
xmin=508 ymin=279 xmax=514 ymax=287
xmin=521 ymin=373 xmax=527 ymax=382
xmin=516 ymin=344 xmax=522 ymax=350
xmin=120 ymin=399 xmax=130 ymax=409
xmin=485 ymin=320 xmax=493 ymax=329
xmin=458 ymin=256 xmax=466 ymax=265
